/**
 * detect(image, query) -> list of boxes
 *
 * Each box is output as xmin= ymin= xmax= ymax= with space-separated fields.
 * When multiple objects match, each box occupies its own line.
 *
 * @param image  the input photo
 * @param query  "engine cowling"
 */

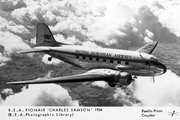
xmin=108 ymin=71 xmax=133 ymax=87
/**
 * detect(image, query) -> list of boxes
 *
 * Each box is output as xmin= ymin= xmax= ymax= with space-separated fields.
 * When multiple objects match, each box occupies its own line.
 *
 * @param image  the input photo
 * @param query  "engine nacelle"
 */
xmin=87 ymin=69 xmax=134 ymax=87
xmin=108 ymin=71 xmax=133 ymax=87
xmin=116 ymin=72 xmax=133 ymax=86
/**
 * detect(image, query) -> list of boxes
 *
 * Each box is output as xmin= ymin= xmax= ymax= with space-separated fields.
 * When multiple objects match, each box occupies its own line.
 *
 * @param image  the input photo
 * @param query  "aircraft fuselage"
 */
xmin=41 ymin=45 xmax=166 ymax=77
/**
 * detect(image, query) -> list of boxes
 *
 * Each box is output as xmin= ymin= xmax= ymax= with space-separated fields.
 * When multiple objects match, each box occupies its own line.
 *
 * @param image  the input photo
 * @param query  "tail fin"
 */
xmin=136 ymin=41 xmax=158 ymax=54
xmin=36 ymin=23 xmax=60 ymax=46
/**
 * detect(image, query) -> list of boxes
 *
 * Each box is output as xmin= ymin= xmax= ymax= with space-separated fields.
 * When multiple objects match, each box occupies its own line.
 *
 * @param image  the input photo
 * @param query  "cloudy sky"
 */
xmin=1 ymin=0 xmax=180 ymax=106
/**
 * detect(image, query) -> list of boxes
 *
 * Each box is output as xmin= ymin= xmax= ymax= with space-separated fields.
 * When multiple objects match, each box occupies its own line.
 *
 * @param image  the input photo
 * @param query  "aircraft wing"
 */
xmin=6 ymin=69 xmax=116 ymax=85
xmin=136 ymin=41 xmax=158 ymax=54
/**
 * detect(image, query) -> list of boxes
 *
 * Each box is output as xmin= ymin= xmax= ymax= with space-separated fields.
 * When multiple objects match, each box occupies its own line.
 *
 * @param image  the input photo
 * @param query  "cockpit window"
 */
xmin=152 ymin=60 xmax=158 ymax=63
xmin=146 ymin=60 xmax=158 ymax=65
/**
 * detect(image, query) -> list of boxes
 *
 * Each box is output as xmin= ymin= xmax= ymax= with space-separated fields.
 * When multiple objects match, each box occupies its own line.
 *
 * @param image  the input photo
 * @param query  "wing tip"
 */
xmin=6 ymin=81 xmax=27 ymax=85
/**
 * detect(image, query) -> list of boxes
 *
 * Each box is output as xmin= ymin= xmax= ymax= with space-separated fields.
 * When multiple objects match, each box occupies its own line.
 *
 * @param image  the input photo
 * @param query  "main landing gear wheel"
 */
xmin=48 ymin=57 xmax=52 ymax=61
xmin=108 ymin=82 xmax=116 ymax=87
xmin=133 ymin=76 xmax=137 ymax=79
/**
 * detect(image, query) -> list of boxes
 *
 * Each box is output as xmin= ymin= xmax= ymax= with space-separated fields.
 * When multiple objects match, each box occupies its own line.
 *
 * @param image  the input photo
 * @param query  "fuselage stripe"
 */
xmin=49 ymin=50 xmax=147 ymax=63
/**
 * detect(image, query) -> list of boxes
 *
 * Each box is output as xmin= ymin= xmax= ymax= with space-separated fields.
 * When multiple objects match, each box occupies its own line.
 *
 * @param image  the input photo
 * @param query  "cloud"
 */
xmin=0 ymin=63 xmax=7 ymax=67
xmin=113 ymin=88 xmax=135 ymax=106
xmin=0 ymin=1 xmax=15 ymax=12
xmin=11 ymin=4 xmax=41 ymax=25
xmin=1 ymin=88 xmax=14 ymax=96
xmin=30 ymin=37 xmax=36 ymax=45
xmin=131 ymin=70 xmax=180 ymax=106
xmin=151 ymin=0 xmax=180 ymax=36
xmin=82 ymin=41 xmax=100 ymax=48
xmin=91 ymin=81 xmax=109 ymax=88
xmin=54 ymin=34 xmax=80 ymax=45
xmin=144 ymin=36 xmax=153 ymax=43
xmin=0 ymin=16 xmax=31 ymax=59
xmin=0 ymin=31 xmax=31 ymax=55
xmin=0 ymin=0 xmax=27 ymax=12
xmin=10 ymin=0 xmax=69 ymax=25
xmin=0 ymin=95 xmax=3 ymax=104
xmin=53 ymin=34 xmax=66 ymax=43
xmin=0 ymin=53 xmax=11 ymax=63
xmin=0 ymin=16 xmax=29 ymax=34
xmin=111 ymin=70 xmax=180 ymax=107
xmin=5 ymin=0 xmax=178 ymax=50
xmin=1 ymin=71 xmax=79 ymax=106
xmin=145 ymin=29 xmax=154 ymax=40
xmin=112 ymin=86 xmax=142 ymax=106
xmin=0 ymin=84 xmax=79 ymax=106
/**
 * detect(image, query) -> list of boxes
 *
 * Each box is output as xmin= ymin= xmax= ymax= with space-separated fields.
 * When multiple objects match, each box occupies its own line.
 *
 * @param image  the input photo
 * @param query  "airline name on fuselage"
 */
xmin=75 ymin=50 xmax=131 ymax=59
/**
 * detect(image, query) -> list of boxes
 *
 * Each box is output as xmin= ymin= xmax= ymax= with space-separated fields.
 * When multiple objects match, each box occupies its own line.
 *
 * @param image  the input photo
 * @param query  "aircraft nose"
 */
xmin=161 ymin=63 xmax=167 ymax=74
xmin=156 ymin=62 xmax=167 ymax=74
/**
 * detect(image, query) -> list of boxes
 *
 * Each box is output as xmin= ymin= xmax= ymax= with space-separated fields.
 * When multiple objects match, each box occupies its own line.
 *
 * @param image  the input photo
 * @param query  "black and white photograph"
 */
xmin=0 ymin=0 xmax=180 ymax=119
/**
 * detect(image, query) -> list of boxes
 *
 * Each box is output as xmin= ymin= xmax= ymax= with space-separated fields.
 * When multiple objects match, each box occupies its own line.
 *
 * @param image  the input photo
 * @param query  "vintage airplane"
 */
xmin=7 ymin=23 xmax=167 ymax=87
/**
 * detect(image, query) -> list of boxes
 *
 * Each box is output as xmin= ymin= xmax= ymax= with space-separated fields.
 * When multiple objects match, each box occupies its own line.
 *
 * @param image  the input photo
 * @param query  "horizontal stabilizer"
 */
xmin=17 ymin=47 xmax=50 ymax=54
xmin=136 ymin=41 xmax=158 ymax=54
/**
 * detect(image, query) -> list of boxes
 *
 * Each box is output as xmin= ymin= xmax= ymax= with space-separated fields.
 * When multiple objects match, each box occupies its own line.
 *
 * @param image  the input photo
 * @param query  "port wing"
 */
xmin=6 ymin=69 xmax=116 ymax=85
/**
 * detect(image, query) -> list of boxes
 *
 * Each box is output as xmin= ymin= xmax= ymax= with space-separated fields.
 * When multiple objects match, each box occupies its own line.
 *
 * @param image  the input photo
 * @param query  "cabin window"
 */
xmin=145 ymin=61 xmax=150 ymax=65
xmin=83 ymin=56 xmax=85 ymax=59
xmin=125 ymin=62 xmax=129 ymax=65
xmin=118 ymin=61 xmax=121 ymax=64
xmin=103 ymin=59 xmax=106 ymax=62
xmin=76 ymin=56 xmax=79 ymax=59
xmin=96 ymin=58 xmax=99 ymax=61
xmin=89 ymin=57 xmax=92 ymax=60
xmin=110 ymin=60 xmax=113 ymax=63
